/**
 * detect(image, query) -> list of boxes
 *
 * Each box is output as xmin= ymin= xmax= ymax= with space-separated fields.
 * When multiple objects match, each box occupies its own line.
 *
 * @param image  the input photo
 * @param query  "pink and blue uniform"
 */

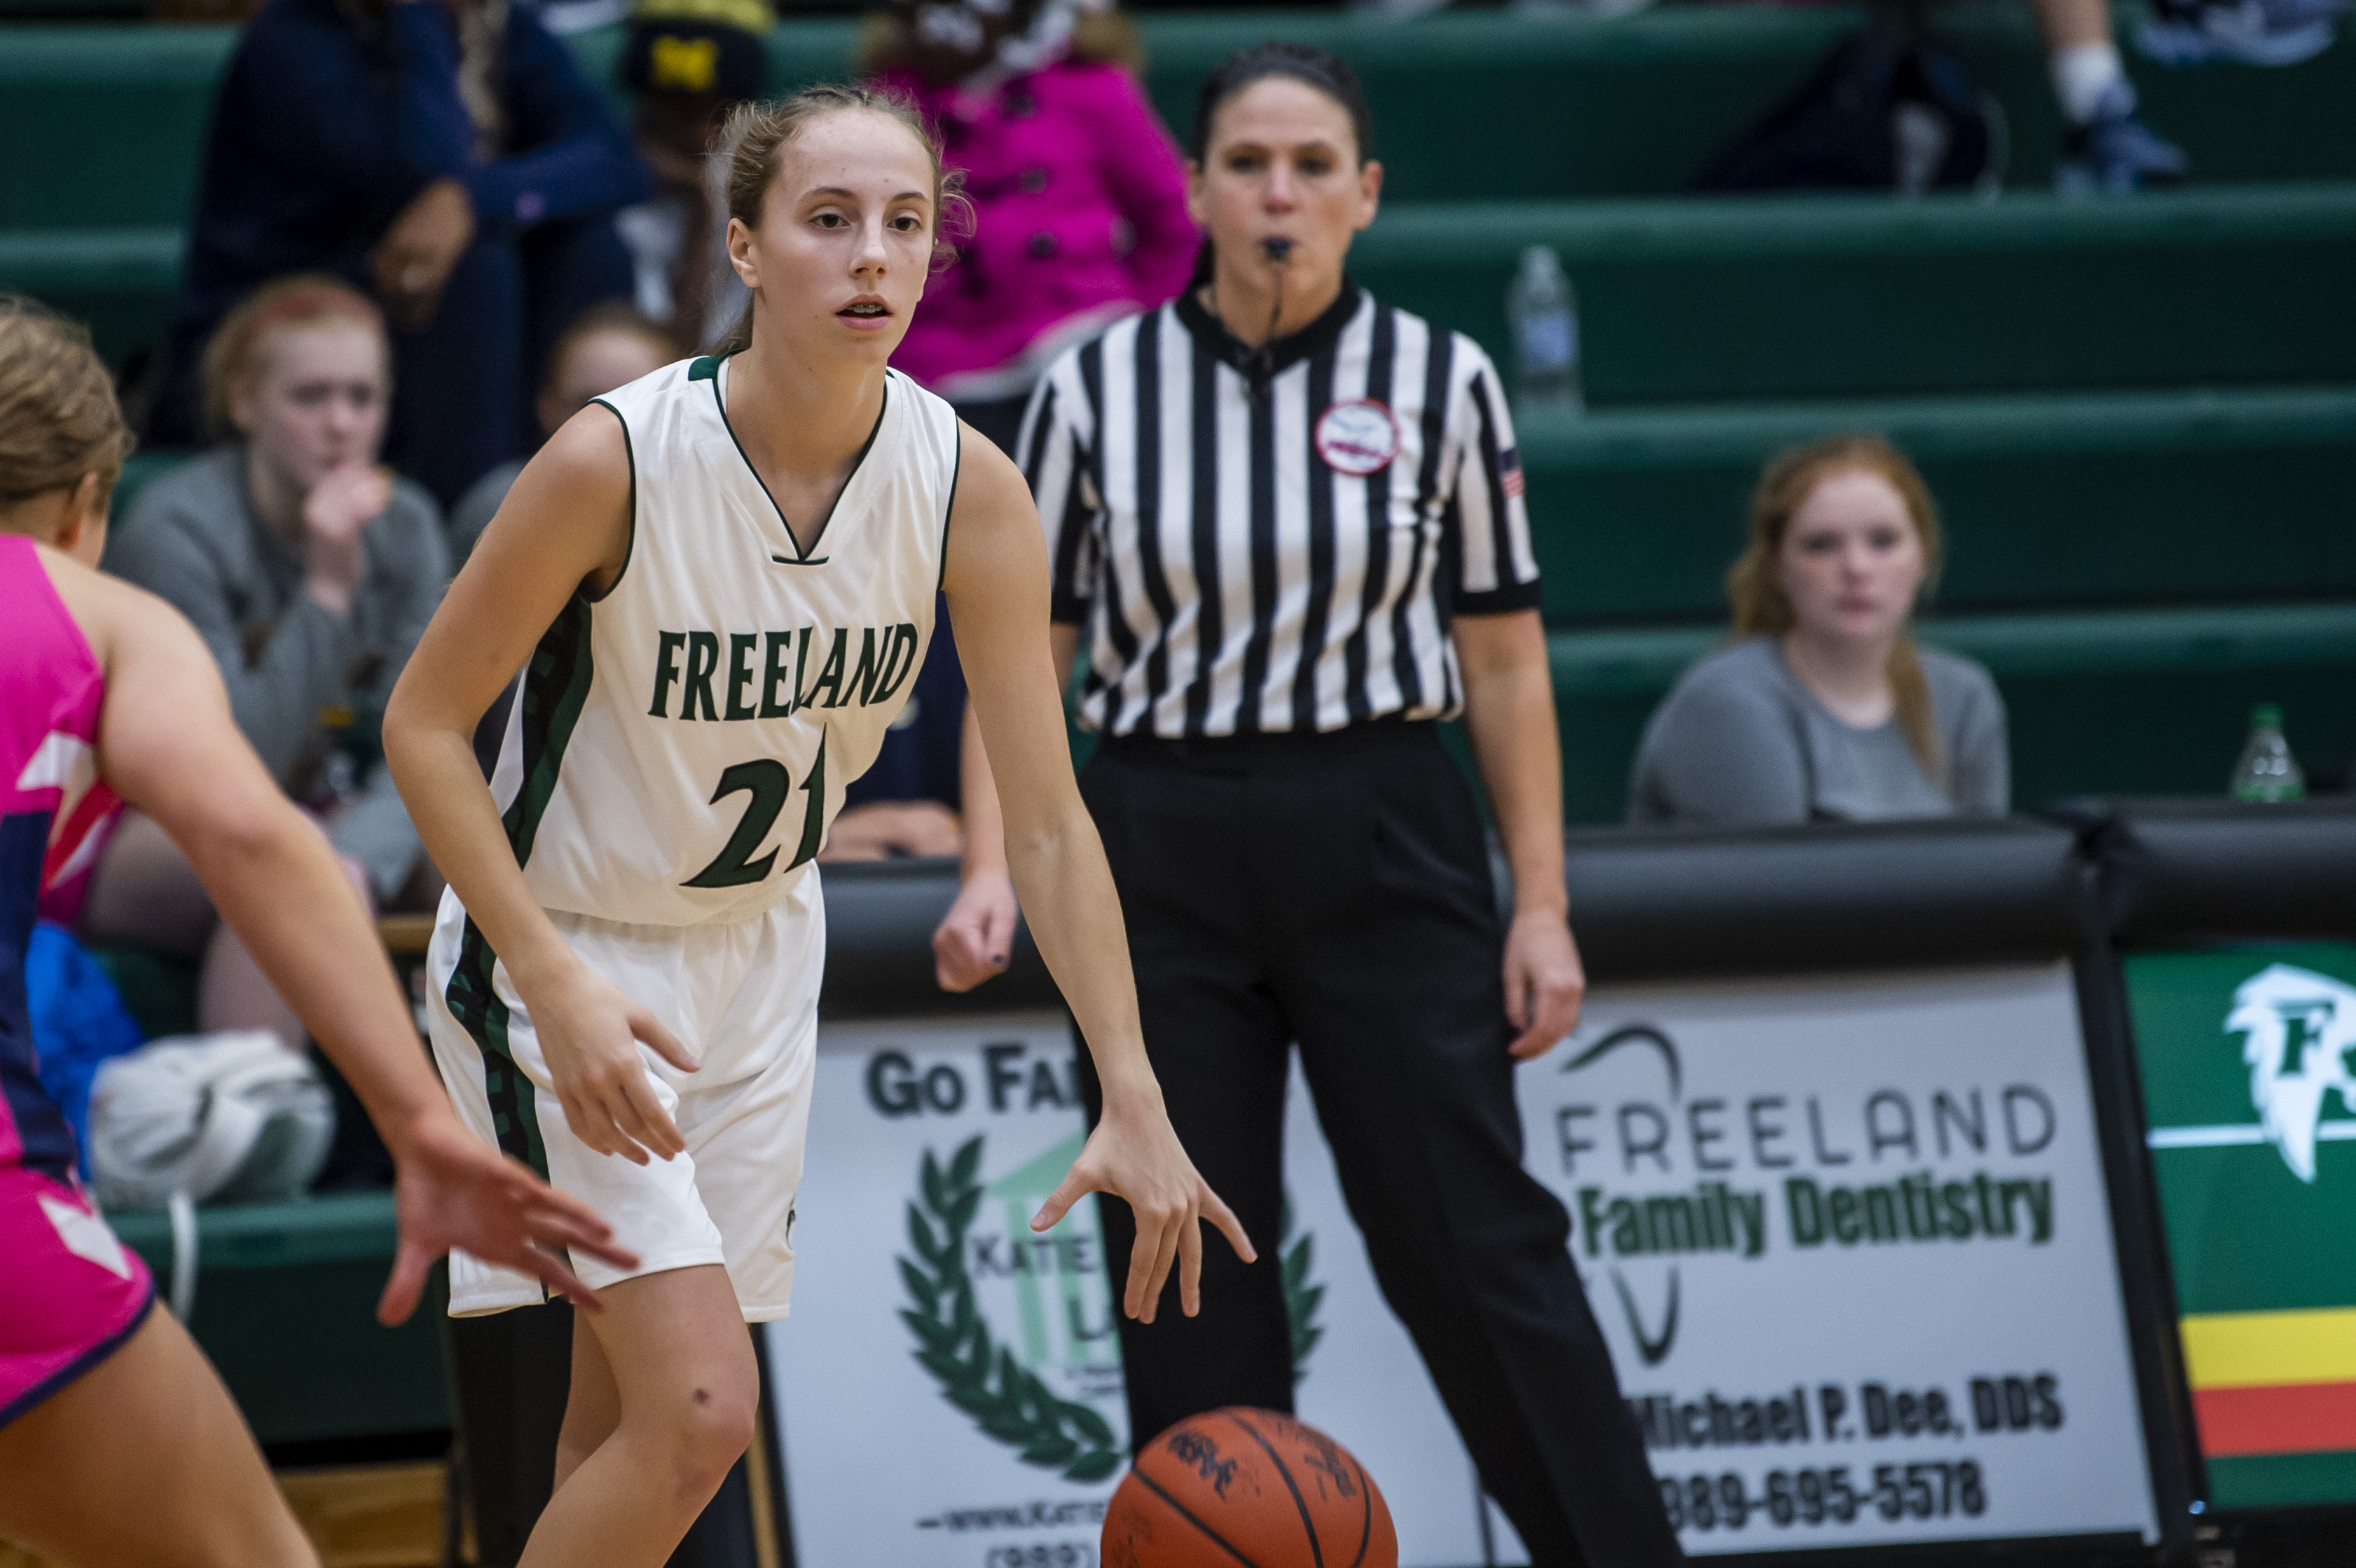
xmin=1 ymin=533 xmax=151 ymax=1429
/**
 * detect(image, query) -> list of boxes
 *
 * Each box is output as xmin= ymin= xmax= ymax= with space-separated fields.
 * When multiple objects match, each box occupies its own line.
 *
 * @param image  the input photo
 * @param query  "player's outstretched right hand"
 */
xmin=1028 ymin=1094 xmax=1255 ymax=1325
xmin=523 ymin=958 xmax=699 ymax=1166
xmin=376 ymin=1111 xmax=640 ymax=1323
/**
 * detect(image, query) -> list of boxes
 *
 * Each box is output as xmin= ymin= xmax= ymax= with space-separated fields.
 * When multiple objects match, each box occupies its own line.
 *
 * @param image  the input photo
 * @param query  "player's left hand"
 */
xmin=1504 ymin=907 xmax=1585 ymax=1059
xmin=1028 ymin=1094 xmax=1255 ymax=1325
xmin=374 ymin=1110 xmax=640 ymax=1325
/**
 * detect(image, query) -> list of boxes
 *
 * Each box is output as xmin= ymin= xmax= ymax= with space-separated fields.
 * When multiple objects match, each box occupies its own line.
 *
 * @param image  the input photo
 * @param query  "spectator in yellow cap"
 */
xmin=613 ymin=0 xmax=774 ymax=351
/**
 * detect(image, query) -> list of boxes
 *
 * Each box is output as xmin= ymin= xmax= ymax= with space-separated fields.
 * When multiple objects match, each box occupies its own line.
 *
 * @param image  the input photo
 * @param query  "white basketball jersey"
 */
xmin=487 ymin=355 xmax=960 ymax=926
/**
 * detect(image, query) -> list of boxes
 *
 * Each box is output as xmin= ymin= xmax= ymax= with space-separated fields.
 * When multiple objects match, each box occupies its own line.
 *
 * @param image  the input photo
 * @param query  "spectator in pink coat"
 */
xmin=867 ymin=0 xmax=1197 ymax=456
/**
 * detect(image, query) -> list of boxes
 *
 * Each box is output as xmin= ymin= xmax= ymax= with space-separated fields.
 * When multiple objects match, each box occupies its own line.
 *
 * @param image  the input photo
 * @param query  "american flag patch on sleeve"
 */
xmin=1500 ymin=446 xmax=1526 ymax=499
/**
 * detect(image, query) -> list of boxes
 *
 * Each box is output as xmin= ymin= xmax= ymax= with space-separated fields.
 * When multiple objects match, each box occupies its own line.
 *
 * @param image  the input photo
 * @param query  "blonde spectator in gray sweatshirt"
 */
xmin=1628 ymin=434 xmax=2008 ymax=827
xmin=95 ymin=276 xmax=448 ymax=1049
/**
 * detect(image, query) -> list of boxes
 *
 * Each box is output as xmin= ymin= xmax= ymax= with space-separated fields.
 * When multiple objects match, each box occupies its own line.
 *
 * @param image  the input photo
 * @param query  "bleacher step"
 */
xmin=1514 ymin=383 xmax=2356 ymax=623
xmin=1545 ymin=603 xmax=2356 ymax=821
xmin=0 ymin=226 xmax=179 ymax=359
xmin=66 ymin=380 xmax=2356 ymax=628
xmin=17 ymin=179 xmax=2356 ymax=401
xmin=1117 ymin=4 xmax=2356 ymax=197
xmin=1356 ymin=184 xmax=2356 ymax=403
xmin=109 ymin=1192 xmax=450 ymax=1445
xmin=1551 ymin=602 xmax=2356 ymax=695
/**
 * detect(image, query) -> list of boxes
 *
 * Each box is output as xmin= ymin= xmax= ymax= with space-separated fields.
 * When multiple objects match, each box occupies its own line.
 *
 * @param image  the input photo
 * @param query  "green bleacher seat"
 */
xmin=1514 ymin=384 xmax=2356 ymax=623
xmin=65 ymin=383 xmax=2353 ymax=631
xmin=1548 ymin=604 xmax=2356 ymax=821
xmin=110 ymin=1192 xmax=450 ymax=1446
xmin=1353 ymin=185 xmax=2356 ymax=404
xmin=0 ymin=27 xmax=225 ymax=231
xmin=15 ymin=184 xmax=2356 ymax=406
xmin=1122 ymin=4 xmax=2356 ymax=198
xmin=112 ymin=446 xmax=189 ymax=515
xmin=17 ymin=186 xmax=2356 ymax=439
xmin=0 ymin=226 xmax=179 ymax=361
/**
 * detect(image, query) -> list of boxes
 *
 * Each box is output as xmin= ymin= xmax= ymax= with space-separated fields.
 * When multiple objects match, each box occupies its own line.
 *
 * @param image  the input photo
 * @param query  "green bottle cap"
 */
xmin=2253 ymin=703 xmax=2284 ymax=731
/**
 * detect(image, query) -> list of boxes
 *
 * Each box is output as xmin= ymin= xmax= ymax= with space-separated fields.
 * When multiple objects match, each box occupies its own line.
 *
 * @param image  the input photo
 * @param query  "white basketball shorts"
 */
xmin=422 ymin=874 xmax=822 ymax=1321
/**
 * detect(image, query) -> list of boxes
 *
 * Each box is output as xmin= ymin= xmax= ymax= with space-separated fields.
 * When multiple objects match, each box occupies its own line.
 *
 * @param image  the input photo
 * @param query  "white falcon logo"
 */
xmin=2233 ymin=964 xmax=2356 ymax=1183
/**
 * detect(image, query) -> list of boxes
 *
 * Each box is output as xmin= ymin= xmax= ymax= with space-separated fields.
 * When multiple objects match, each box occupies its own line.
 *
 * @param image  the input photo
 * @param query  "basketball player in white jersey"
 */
xmin=382 ymin=84 xmax=1250 ymax=1566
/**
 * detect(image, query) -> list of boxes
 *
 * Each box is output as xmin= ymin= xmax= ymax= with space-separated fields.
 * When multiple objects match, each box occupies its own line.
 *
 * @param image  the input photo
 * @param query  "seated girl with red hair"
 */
xmin=1628 ymin=434 xmax=2009 ymax=827
xmin=97 ymin=277 xmax=450 ymax=1049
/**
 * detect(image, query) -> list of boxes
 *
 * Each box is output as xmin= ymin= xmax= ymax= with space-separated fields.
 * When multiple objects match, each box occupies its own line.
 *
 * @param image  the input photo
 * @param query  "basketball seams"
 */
xmin=1218 ymin=1410 xmax=1325 ymax=1568
xmin=1107 ymin=1411 xmax=1391 ymax=1568
xmin=1344 ymin=1450 xmax=1375 ymax=1568
xmin=1129 ymin=1465 xmax=1269 ymax=1568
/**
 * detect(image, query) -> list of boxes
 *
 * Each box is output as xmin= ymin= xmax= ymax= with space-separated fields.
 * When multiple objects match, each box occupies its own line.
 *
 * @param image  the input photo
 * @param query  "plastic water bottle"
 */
xmin=1507 ymin=245 xmax=1583 ymax=412
xmin=2229 ymin=703 xmax=2306 ymax=802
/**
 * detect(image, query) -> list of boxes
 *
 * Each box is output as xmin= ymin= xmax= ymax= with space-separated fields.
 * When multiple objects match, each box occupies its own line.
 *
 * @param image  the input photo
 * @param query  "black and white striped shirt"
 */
xmin=1017 ymin=284 xmax=1541 ymax=739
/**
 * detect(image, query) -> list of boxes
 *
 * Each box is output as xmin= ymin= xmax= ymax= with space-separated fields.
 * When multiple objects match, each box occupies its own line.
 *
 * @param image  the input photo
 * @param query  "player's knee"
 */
xmin=658 ymin=1378 xmax=758 ymax=1497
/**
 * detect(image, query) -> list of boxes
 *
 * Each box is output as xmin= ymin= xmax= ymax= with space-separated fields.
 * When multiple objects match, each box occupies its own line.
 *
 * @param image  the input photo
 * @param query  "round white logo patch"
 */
xmin=1314 ymin=399 xmax=1402 ymax=476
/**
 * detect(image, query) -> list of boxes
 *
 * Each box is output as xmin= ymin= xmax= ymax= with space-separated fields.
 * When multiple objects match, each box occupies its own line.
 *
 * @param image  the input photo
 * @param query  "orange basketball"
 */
xmin=1102 ymin=1407 xmax=1398 ymax=1568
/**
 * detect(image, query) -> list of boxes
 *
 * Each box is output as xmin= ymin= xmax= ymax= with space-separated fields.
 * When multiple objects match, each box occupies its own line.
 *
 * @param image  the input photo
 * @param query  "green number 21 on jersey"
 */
xmin=683 ymin=731 xmax=828 ymax=888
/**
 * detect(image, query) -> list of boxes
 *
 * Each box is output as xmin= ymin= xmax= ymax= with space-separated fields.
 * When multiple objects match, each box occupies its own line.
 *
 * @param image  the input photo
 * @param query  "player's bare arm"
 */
xmin=384 ymin=409 xmax=701 ymax=1169
xmin=37 ymin=545 xmax=632 ymax=1319
xmin=1455 ymin=607 xmax=1586 ymax=1059
xmin=932 ymin=624 xmax=1075 ymax=991
xmin=940 ymin=429 xmax=1256 ymax=1322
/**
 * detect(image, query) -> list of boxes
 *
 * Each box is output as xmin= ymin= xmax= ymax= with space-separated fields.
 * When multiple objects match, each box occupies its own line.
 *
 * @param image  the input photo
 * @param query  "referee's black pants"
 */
xmin=1074 ymin=721 xmax=1683 ymax=1568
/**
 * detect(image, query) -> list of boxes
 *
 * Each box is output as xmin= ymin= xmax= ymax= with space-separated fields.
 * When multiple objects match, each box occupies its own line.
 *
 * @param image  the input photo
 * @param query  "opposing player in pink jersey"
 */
xmin=0 ymin=298 xmax=631 ymax=1566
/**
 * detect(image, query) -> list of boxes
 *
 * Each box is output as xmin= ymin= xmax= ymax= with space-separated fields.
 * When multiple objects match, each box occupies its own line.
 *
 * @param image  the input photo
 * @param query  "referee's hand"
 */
xmin=934 ymin=870 xmax=1019 ymax=991
xmin=1505 ymin=909 xmax=1587 ymax=1059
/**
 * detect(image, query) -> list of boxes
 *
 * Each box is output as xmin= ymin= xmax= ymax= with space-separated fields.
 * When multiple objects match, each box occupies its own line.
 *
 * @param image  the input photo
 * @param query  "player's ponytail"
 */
xmin=1727 ymin=433 xmax=1950 ymax=790
xmin=0 ymin=296 xmax=133 ymax=515
xmin=710 ymin=83 xmax=973 ymax=359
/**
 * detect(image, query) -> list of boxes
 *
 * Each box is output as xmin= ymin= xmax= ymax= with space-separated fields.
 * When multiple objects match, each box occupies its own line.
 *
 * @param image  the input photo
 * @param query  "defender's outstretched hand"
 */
xmin=376 ymin=1111 xmax=641 ymax=1324
xmin=1028 ymin=1097 xmax=1255 ymax=1324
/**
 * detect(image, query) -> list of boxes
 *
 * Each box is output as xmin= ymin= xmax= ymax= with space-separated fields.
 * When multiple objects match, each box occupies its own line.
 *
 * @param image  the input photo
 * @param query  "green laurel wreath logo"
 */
xmin=899 ymin=1135 xmax=1124 ymax=1483
xmin=1281 ymin=1198 xmax=1324 ymax=1382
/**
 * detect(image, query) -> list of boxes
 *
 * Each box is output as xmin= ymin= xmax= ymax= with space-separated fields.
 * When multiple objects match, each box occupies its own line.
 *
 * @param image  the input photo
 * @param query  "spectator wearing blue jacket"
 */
xmin=154 ymin=0 xmax=654 ymax=506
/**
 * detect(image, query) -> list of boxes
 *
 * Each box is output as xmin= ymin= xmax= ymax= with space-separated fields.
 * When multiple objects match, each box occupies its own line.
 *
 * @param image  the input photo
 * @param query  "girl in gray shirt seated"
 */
xmin=93 ymin=276 xmax=448 ymax=1048
xmin=1628 ymin=434 xmax=2008 ymax=827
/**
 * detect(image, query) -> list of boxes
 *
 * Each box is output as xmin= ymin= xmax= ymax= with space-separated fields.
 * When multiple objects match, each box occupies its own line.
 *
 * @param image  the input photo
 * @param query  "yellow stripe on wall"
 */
xmin=2182 ymin=1307 xmax=2356 ymax=1389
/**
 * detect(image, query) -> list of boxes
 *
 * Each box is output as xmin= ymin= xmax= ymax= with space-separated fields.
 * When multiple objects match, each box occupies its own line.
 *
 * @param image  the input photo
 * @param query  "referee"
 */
xmin=936 ymin=43 xmax=1682 ymax=1568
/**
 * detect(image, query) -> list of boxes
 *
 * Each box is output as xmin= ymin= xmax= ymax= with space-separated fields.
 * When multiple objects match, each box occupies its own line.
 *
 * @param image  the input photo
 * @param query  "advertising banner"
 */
xmin=1520 ymin=962 xmax=2158 ymax=1555
xmin=769 ymin=962 xmax=2160 ymax=1565
xmin=2124 ymin=941 xmax=2356 ymax=1513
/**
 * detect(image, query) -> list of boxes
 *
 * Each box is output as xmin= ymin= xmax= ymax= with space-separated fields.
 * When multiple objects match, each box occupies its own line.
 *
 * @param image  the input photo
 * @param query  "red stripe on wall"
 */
xmin=2196 ymin=1382 xmax=2356 ymax=1457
